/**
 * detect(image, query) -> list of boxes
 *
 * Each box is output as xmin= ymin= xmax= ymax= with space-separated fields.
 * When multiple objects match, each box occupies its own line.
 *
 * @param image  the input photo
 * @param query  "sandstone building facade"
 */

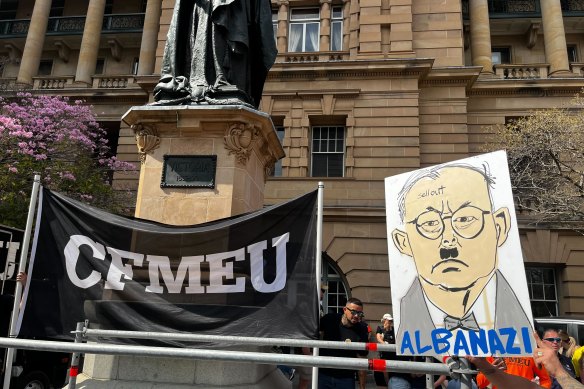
xmin=1 ymin=0 xmax=583 ymax=322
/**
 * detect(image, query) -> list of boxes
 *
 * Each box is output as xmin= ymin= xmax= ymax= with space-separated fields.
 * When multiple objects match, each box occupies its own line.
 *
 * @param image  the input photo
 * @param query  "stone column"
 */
xmin=137 ymin=0 xmax=162 ymax=75
xmin=75 ymin=0 xmax=107 ymax=85
xmin=320 ymin=0 xmax=332 ymax=51
xmin=16 ymin=0 xmax=52 ymax=85
xmin=540 ymin=0 xmax=571 ymax=76
xmin=276 ymin=0 xmax=288 ymax=53
xmin=348 ymin=0 xmax=359 ymax=57
xmin=469 ymin=0 xmax=493 ymax=74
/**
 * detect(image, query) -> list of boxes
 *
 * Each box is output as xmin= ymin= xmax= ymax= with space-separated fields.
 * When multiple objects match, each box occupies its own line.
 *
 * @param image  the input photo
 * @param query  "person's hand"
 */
xmin=533 ymin=331 xmax=564 ymax=377
xmin=16 ymin=272 xmax=27 ymax=286
xmin=465 ymin=356 xmax=498 ymax=375
xmin=492 ymin=357 xmax=507 ymax=371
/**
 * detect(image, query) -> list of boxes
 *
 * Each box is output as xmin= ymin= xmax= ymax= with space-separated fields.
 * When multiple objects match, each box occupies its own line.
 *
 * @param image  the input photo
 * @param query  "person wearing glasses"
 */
xmin=391 ymin=164 xmax=533 ymax=355
xmin=318 ymin=298 xmax=369 ymax=389
xmin=542 ymin=329 xmax=577 ymax=389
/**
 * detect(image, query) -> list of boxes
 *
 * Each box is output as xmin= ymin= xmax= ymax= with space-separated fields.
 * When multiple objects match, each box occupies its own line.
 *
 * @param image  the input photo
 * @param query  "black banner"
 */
xmin=18 ymin=189 xmax=319 ymax=345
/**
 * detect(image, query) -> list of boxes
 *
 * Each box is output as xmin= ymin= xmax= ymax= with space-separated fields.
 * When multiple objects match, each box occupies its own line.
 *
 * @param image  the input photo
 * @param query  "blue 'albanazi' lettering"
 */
xmin=400 ymin=327 xmax=532 ymax=355
xmin=415 ymin=330 xmax=432 ymax=354
xmin=453 ymin=330 xmax=471 ymax=355
xmin=401 ymin=331 xmax=414 ymax=354
xmin=432 ymin=329 xmax=452 ymax=354
xmin=488 ymin=329 xmax=506 ymax=354
xmin=468 ymin=329 xmax=488 ymax=355
xmin=499 ymin=327 xmax=521 ymax=354
xmin=521 ymin=327 xmax=533 ymax=353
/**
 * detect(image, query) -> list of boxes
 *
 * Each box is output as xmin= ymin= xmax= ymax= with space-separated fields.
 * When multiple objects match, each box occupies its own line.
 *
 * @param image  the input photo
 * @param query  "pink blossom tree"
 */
xmin=0 ymin=93 xmax=134 ymax=228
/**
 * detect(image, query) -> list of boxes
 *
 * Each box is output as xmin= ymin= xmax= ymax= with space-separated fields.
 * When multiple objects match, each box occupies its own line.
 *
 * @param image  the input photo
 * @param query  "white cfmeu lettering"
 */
xmin=63 ymin=233 xmax=290 ymax=294
xmin=65 ymin=235 xmax=106 ymax=288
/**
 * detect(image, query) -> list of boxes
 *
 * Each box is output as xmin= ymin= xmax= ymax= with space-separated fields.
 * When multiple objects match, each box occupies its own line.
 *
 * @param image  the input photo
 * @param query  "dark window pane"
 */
xmin=312 ymin=154 xmax=327 ymax=176
xmin=578 ymin=326 xmax=584 ymax=344
xmin=543 ymin=269 xmax=555 ymax=284
xmin=328 ymin=138 xmax=335 ymax=152
xmin=532 ymin=284 xmax=544 ymax=300
xmin=531 ymin=302 xmax=550 ymax=317
xmin=531 ymin=269 xmax=543 ymax=284
xmin=328 ymin=154 xmax=344 ymax=177
xmin=38 ymin=60 xmax=53 ymax=76
xmin=329 ymin=294 xmax=338 ymax=307
xmin=544 ymin=285 xmax=556 ymax=301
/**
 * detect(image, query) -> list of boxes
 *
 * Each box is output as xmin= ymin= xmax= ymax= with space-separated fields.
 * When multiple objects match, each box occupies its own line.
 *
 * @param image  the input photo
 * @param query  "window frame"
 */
xmin=37 ymin=59 xmax=54 ymax=76
xmin=49 ymin=0 xmax=65 ymax=18
xmin=567 ymin=44 xmax=578 ymax=63
xmin=289 ymin=7 xmax=320 ymax=53
xmin=525 ymin=267 xmax=559 ymax=317
xmin=95 ymin=58 xmax=106 ymax=75
xmin=330 ymin=6 xmax=343 ymax=51
xmin=272 ymin=9 xmax=278 ymax=45
xmin=321 ymin=257 xmax=349 ymax=315
xmin=310 ymin=125 xmax=345 ymax=178
xmin=270 ymin=126 xmax=285 ymax=177
xmin=492 ymin=47 xmax=511 ymax=65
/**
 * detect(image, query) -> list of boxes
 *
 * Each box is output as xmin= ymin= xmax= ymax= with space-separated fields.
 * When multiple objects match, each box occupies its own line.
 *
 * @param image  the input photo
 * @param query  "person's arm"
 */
xmin=356 ymin=325 xmax=369 ymax=389
xmin=376 ymin=332 xmax=385 ymax=344
xmin=533 ymin=332 xmax=584 ymax=389
xmin=434 ymin=374 xmax=447 ymax=388
xmin=532 ymin=359 xmax=552 ymax=388
xmin=467 ymin=356 xmax=540 ymax=389
xmin=357 ymin=366 xmax=367 ymax=389
xmin=16 ymin=271 xmax=27 ymax=309
xmin=553 ymin=369 xmax=582 ymax=389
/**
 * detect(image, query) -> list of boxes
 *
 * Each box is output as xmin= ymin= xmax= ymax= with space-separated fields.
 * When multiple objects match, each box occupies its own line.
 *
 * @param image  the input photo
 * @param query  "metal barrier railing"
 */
xmin=0 ymin=321 xmax=477 ymax=389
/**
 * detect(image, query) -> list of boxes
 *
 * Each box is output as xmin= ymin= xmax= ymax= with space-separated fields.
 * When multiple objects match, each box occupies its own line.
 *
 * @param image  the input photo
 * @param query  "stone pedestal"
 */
xmin=69 ymin=104 xmax=289 ymax=388
xmin=127 ymin=104 xmax=284 ymax=225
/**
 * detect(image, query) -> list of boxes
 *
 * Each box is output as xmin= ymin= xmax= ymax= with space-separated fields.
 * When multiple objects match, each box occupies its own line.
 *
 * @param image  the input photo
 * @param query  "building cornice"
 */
xmin=267 ymin=57 xmax=435 ymax=80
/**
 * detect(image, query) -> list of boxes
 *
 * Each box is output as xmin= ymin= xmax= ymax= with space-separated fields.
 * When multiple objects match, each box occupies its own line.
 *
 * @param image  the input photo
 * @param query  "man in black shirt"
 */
xmin=319 ymin=297 xmax=369 ymax=389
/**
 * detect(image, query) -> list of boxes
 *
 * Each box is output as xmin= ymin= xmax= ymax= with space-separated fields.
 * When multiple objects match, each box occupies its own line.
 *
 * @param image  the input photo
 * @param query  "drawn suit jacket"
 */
xmin=396 ymin=270 xmax=533 ymax=356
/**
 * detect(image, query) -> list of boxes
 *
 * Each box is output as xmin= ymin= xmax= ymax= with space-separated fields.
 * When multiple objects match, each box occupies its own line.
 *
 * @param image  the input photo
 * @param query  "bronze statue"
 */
xmin=153 ymin=0 xmax=277 ymax=109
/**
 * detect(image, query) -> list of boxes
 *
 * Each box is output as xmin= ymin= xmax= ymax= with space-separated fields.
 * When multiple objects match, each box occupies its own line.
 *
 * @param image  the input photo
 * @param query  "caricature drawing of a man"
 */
xmin=391 ymin=163 xmax=533 ymax=356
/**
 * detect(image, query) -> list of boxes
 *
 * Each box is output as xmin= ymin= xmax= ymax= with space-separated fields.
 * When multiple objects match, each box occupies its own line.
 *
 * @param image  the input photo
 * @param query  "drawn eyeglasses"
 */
xmin=409 ymin=206 xmax=491 ymax=240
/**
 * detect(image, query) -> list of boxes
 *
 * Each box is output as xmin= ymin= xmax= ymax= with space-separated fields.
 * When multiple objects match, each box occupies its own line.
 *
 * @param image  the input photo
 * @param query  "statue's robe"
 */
xmin=154 ymin=0 xmax=277 ymax=108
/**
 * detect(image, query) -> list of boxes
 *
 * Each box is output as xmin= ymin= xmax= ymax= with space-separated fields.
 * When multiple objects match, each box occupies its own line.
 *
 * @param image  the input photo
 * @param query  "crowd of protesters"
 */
xmin=279 ymin=297 xmax=584 ymax=389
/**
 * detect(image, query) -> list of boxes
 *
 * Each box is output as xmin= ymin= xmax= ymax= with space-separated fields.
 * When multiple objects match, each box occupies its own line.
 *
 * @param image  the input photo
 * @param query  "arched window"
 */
xmin=321 ymin=253 xmax=349 ymax=314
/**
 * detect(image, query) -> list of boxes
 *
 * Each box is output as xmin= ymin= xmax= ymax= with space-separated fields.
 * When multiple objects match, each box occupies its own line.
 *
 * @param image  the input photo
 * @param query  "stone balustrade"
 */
xmin=281 ymin=51 xmax=349 ymax=63
xmin=93 ymin=75 xmax=135 ymax=89
xmin=494 ymin=63 xmax=549 ymax=79
xmin=570 ymin=63 xmax=584 ymax=77
xmin=21 ymin=75 xmax=139 ymax=90
xmin=34 ymin=76 xmax=74 ymax=89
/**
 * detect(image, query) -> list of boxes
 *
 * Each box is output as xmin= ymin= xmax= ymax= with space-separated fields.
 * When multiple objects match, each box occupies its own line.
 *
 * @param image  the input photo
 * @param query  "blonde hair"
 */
xmin=559 ymin=330 xmax=577 ymax=358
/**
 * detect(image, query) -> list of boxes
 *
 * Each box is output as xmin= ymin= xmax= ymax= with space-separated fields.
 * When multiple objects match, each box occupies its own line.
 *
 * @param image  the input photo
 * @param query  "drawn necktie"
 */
xmin=443 ymin=312 xmax=480 ymax=331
